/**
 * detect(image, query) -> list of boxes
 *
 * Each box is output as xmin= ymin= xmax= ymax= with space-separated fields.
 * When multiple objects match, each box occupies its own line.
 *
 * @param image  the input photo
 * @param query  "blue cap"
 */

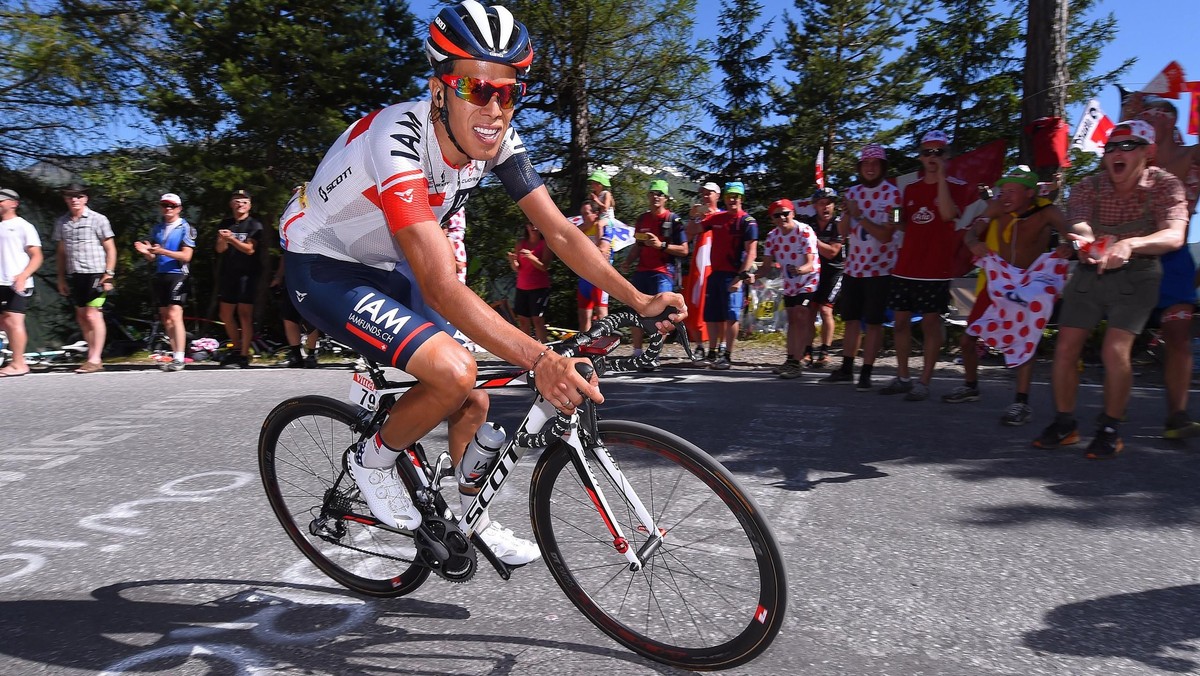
xmin=723 ymin=181 xmax=746 ymax=196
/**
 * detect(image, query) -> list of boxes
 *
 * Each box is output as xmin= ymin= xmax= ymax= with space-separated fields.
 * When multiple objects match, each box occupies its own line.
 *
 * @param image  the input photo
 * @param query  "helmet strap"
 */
xmin=435 ymin=96 xmax=473 ymax=163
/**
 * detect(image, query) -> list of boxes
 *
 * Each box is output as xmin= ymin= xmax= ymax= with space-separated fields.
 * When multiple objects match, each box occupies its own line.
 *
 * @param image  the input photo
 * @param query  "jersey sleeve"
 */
xmin=670 ymin=215 xmax=686 ymax=244
xmin=490 ymin=127 xmax=544 ymax=203
xmin=366 ymin=109 xmax=438 ymax=234
xmin=742 ymin=216 xmax=759 ymax=243
xmin=183 ymin=225 xmax=197 ymax=248
xmin=247 ymin=218 xmax=264 ymax=242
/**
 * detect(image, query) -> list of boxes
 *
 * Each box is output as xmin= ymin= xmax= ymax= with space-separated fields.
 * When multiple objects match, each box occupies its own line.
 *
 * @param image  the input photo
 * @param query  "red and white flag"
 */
xmin=1143 ymin=61 xmax=1187 ymax=99
xmin=1071 ymin=99 xmax=1115 ymax=156
xmin=1188 ymin=81 xmax=1200 ymax=137
xmin=815 ymin=147 xmax=825 ymax=189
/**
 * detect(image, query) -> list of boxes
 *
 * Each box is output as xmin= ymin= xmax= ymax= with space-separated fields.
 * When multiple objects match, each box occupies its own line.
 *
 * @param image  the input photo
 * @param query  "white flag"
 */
xmin=1071 ymin=99 xmax=1115 ymax=156
xmin=815 ymin=148 xmax=826 ymax=189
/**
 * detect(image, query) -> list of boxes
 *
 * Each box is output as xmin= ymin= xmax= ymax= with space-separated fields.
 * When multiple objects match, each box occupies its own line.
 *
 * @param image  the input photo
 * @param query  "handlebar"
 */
xmin=552 ymin=308 xmax=694 ymax=376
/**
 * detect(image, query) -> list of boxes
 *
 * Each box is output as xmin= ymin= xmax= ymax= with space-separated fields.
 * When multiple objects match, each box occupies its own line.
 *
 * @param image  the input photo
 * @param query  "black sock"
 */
xmin=1097 ymin=414 xmax=1120 ymax=431
xmin=1015 ymin=392 xmax=1029 ymax=405
xmin=965 ymin=380 xmax=977 ymax=390
xmin=840 ymin=357 xmax=853 ymax=373
xmin=785 ymin=353 xmax=793 ymax=361
xmin=803 ymin=345 xmax=813 ymax=357
xmin=861 ymin=363 xmax=874 ymax=378
xmin=1054 ymin=412 xmax=1076 ymax=430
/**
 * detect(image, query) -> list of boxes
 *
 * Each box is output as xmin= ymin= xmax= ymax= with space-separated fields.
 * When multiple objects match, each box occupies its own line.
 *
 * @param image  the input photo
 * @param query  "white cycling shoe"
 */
xmin=348 ymin=449 xmax=422 ymax=531
xmin=478 ymin=521 xmax=541 ymax=566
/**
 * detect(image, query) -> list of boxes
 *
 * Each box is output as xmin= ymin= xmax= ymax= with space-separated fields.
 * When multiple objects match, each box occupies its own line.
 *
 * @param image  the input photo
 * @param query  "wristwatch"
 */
xmin=104 ymin=269 xmax=115 ymax=276
xmin=660 ymin=241 xmax=668 ymax=251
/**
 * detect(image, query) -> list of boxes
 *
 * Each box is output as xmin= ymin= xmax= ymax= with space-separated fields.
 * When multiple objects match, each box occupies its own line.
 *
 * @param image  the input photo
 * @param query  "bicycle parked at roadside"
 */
xmin=257 ymin=310 xmax=787 ymax=670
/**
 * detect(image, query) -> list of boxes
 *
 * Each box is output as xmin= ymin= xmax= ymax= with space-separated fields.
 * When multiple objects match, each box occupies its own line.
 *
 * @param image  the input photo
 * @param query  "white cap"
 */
xmin=699 ymin=182 xmax=721 ymax=193
xmin=160 ymin=193 xmax=182 ymax=206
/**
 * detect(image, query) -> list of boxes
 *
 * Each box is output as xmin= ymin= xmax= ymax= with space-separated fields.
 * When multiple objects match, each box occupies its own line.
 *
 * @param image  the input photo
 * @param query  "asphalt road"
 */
xmin=1 ymin=360 xmax=1198 ymax=675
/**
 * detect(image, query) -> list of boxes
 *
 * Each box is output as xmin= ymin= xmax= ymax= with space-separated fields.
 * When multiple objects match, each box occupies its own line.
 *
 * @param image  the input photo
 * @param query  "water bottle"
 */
xmin=457 ymin=422 xmax=507 ymax=488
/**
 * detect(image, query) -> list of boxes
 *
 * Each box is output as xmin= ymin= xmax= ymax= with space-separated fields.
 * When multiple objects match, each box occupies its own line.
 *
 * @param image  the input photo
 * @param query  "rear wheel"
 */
xmin=529 ymin=420 xmax=787 ymax=670
xmin=258 ymin=396 xmax=429 ymax=597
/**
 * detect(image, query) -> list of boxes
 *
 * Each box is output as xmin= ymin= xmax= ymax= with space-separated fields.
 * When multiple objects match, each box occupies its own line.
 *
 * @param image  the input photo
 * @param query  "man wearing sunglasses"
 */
xmin=134 ymin=193 xmax=195 ymax=372
xmin=278 ymin=0 xmax=684 ymax=565
xmin=623 ymin=179 xmax=688 ymax=369
xmin=1034 ymin=120 xmax=1188 ymax=459
xmin=880 ymin=130 xmax=972 ymax=402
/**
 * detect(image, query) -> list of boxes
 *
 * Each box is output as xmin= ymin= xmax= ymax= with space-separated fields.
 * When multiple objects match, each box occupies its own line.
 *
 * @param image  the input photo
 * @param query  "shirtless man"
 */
xmin=948 ymin=165 xmax=1070 ymax=426
xmin=1134 ymin=96 xmax=1200 ymax=439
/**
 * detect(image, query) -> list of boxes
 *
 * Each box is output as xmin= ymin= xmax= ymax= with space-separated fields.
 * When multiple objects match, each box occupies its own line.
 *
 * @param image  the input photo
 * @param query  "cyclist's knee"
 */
xmin=426 ymin=345 xmax=478 ymax=401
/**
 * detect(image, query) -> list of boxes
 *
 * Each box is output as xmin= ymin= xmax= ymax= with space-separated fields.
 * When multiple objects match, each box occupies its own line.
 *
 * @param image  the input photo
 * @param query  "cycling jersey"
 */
xmin=149 ymin=220 xmax=196 ymax=274
xmin=280 ymin=100 xmax=543 ymax=271
xmin=280 ymin=100 xmax=544 ymax=369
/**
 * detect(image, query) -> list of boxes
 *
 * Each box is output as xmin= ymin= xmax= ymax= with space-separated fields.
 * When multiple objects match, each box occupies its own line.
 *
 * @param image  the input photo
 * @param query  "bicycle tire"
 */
xmin=258 ymin=395 xmax=430 ymax=597
xmin=529 ymin=420 xmax=787 ymax=671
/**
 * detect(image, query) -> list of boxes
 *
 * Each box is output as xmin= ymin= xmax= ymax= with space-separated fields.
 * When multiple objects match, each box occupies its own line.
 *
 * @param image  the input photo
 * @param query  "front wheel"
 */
xmin=529 ymin=420 xmax=787 ymax=671
xmin=258 ymin=395 xmax=429 ymax=597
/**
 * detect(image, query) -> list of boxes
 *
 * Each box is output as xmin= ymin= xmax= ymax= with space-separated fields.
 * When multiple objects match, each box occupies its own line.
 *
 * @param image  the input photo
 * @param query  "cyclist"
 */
xmin=279 ymin=0 xmax=684 ymax=565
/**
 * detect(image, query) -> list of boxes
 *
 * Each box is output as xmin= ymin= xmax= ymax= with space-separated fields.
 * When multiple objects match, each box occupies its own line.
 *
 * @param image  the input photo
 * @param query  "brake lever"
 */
xmin=637 ymin=306 xmax=695 ymax=362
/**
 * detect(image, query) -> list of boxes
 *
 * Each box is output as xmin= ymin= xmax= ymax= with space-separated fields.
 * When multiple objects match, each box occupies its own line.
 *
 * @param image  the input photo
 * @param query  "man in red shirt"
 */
xmin=623 ymin=179 xmax=688 ymax=368
xmin=701 ymin=181 xmax=759 ymax=370
xmin=880 ymin=130 xmax=972 ymax=401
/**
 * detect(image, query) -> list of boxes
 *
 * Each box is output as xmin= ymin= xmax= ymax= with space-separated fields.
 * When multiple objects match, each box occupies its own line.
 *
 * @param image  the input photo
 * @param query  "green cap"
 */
xmin=648 ymin=179 xmax=670 ymax=196
xmin=723 ymin=181 xmax=746 ymax=196
xmin=587 ymin=170 xmax=611 ymax=188
xmin=995 ymin=165 xmax=1038 ymax=190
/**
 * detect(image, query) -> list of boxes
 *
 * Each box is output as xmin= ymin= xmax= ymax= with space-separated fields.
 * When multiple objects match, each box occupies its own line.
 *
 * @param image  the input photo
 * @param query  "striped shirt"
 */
xmin=53 ymin=209 xmax=114 ymax=274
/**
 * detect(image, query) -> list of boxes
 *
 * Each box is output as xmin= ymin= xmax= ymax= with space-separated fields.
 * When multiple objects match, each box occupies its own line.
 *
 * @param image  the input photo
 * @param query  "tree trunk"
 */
xmin=1021 ymin=0 xmax=1068 ymax=180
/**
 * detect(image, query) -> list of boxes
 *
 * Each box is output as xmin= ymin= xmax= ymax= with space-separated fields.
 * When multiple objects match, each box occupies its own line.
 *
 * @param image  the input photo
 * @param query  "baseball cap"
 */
xmin=723 ymin=181 xmax=746 ymax=196
xmin=995 ymin=165 xmax=1038 ymax=190
xmin=1107 ymin=119 xmax=1155 ymax=145
xmin=0 ymin=188 xmax=20 ymax=201
xmin=812 ymin=187 xmax=838 ymax=203
xmin=699 ymin=181 xmax=721 ymax=194
xmin=920 ymin=130 xmax=950 ymax=147
xmin=160 ymin=193 xmax=182 ymax=206
xmin=859 ymin=143 xmax=887 ymax=162
xmin=587 ymin=170 xmax=611 ymax=188
xmin=61 ymin=182 xmax=88 ymax=197
xmin=648 ymin=179 xmax=670 ymax=196
xmin=230 ymin=189 xmax=252 ymax=200
xmin=768 ymin=199 xmax=794 ymax=214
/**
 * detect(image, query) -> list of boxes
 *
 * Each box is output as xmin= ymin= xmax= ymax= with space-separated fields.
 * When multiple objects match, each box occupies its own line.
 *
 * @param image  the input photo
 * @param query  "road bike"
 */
xmin=257 ymin=310 xmax=787 ymax=670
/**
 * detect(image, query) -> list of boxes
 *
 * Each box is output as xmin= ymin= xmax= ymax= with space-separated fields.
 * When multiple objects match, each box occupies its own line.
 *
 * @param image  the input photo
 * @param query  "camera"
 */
xmin=978 ymin=185 xmax=994 ymax=201
xmin=889 ymin=206 xmax=902 ymax=225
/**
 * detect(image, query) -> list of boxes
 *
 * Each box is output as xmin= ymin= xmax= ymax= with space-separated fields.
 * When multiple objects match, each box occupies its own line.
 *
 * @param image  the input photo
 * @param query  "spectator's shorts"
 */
xmin=514 ymin=287 xmax=551 ymax=318
xmin=0 ymin=285 xmax=32 ymax=314
xmin=1157 ymin=246 xmax=1197 ymax=310
xmin=67 ymin=273 xmax=107 ymax=308
xmin=703 ymin=271 xmax=743 ymax=323
xmin=151 ymin=273 xmax=190 ymax=307
xmin=218 ymin=271 xmax=259 ymax=305
xmin=887 ymin=277 xmax=949 ymax=315
xmin=1060 ymin=258 xmax=1162 ymax=334
xmin=783 ymin=293 xmax=814 ymax=309
xmin=836 ymin=275 xmax=891 ymax=325
xmin=577 ymin=278 xmax=609 ymax=310
xmin=632 ymin=270 xmax=673 ymax=296
xmin=813 ymin=266 xmax=843 ymax=306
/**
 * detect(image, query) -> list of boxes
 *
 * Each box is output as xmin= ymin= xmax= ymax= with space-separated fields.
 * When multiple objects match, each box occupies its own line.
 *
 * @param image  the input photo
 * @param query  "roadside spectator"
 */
xmin=507 ymin=222 xmax=553 ymax=343
xmin=702 ymin=181 xmax=759 ymax=370
xmin=623 ymin=179 xmax=687 ymax=368
xmin=684 ymin=181 xmax=721 ymax=356
xmin=0 ymin=188 xmax=43 ymax=377
xmin=576 ymin=201 xmax=613 ymax=332
xmin=880 ymin=130 xmax=970 ymax=401
xmin=134 ymin=193 xmax=195 ymax=372
xmin=271 ymin=256 xmax=319 ymax=368
xmin=587 ymin=171 xmax=616 ymax=221
xmin=1033 ymin=120 xmax=1188 ymax=458
xmin=1135 ymin=99 xmax=1200 ymax=439
xmin=762 ymin=199 xmax=819 ymax=379
xmin=215 ymin=189 xmax=263 ymax=368
xmin=808 ymin=187 xmax=844 ymax=366
xmin=821 ymin=144 xmax=901 ymax=390
xmin=951 ymin=165 xmax=1070 ymax=426
xmin=53 ymin=183 xmax=116 ymax=374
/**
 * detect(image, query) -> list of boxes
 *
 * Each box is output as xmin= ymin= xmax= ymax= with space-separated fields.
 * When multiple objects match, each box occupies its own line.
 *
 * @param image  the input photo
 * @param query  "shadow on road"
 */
xmin=1024 ymin=584 xmax=1200 ymax=673
xmin=0 ymin=578 xmax=679 ymax=674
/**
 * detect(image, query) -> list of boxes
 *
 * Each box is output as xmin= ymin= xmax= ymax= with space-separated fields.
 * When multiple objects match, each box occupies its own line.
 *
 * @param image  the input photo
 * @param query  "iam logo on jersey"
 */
xmin=393 ymin=188 xmax=415 ymax=203
xmin=911 ymin=206 xmax=935 ymax=224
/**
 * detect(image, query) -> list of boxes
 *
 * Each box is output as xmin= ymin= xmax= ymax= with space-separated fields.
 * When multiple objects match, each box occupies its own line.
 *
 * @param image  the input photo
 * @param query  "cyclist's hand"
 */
xmin=641 ymin=292 xmax=687 ymax=334
xmin=533 ymin=350 xmax=602 ymax=411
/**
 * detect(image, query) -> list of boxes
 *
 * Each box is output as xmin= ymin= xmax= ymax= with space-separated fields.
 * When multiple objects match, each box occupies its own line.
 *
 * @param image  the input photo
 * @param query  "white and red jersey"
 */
xmin=843 ymin=182 xmax=902 ymax=278
xmin=280 ymin=100 xmax=540 ymax=271
xmin=764 ymin=222 xmax=820 ymax=296
xmin=966 ymin=252 xmax=1069 ymax=367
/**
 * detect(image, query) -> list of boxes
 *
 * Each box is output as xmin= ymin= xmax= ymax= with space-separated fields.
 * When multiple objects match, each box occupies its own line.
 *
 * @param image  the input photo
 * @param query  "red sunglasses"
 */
xmin=438 ymin=75 xmax=526 ymax=110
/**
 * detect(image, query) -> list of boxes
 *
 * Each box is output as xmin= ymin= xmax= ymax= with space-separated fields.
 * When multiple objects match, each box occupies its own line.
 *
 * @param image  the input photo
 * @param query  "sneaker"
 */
xmin=694 ymin=349 xmax=716 ymax=367
xmin=903 ymin=382 xmax=929 ymax=401
xmin=161 ymin=360 xmax=185 ymax=372
xmin=281 ymin=351 xmax=304 ymax=368
xmin=348 ymin=447 xmax=422 ymax=531
xmin=1032 ymin=421 xmax=1080 ymax=449
xmin=303 ymin=353 xmax=319 ymax=369
xmin=1000 ymin=402 xmax=1033 ymax=426
xmin=819 ymin=369 xmax=854 ymax=384
xmin=779 ymin=362 xmax=804 ymax=379
xmin=710 ymin=354 xmax=731 ymax=370
xmin=1084 ymin=427 xmax=1124 ymax=459
xmin=878 ymin=377 xmax=912 ymax=395
xmin=941 ymin=385 xmax=980 ymax=404
xmin=855 ymin=375 xmax=873 ymax=392
xmin=639 ymin=359 xmax=660 ymax=373
xmin=478 ymin=521 xmax=541 ymax=566
xmin=772 ymin=358 xmax=798 ymax=375
xmin=236 ymin=355 xmax=250 ymax=369
xmin=1163 ymin=412 xmax=1200 ymax=440
xmin=74 ymin=361 xmax=104 ymax=374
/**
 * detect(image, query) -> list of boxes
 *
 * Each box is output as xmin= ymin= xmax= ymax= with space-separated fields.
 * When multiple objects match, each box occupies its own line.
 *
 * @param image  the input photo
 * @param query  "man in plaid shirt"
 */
xmin=53 ymin=183 xmax=116 ymax=374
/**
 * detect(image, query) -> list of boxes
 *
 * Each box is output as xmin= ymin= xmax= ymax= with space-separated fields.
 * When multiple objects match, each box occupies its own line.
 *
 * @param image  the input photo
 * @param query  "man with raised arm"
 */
xmin=279 ymin=1 xmax=684 ymax=565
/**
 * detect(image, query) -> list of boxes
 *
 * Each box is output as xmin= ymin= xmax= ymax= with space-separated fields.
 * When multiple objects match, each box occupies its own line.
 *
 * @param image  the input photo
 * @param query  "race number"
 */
xmin=348 ymin=371 xmax=377 ymax=411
